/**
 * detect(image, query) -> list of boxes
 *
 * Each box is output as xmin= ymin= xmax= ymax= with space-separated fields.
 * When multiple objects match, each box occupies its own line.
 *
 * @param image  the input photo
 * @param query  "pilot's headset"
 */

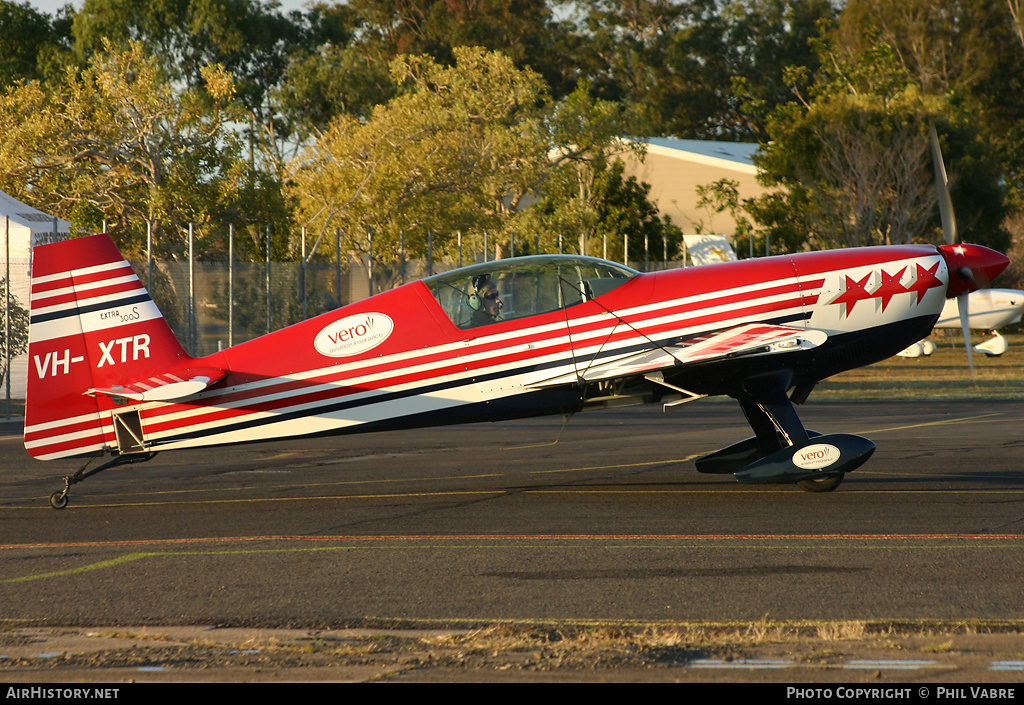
xmin=469 ymin=274 xmax=490 ymax=311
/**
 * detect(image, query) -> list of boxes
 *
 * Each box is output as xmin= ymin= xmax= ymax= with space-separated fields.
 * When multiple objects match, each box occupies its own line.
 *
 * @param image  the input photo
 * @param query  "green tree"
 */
xmin=515 ymin=83 xmax=674 ymax=261
xmin=833 ymin=0 xmax=1014 ymax=97
xmin=832 ymin=0 xmax=1024 ymax=239
xmin=750 ymin=38 xmax=1008 ymax=253
xmin=576 ymin=0 xmax=836 ymax=139
xmin=0 ymin=1 xmax=63 ymax=87
xmin=693 ymin=178 xmax=757 ymax=254
xmin=288 ymin=47 xmax=551 ymax=265
xmin=717 ymin=0 xmax=838 ymax=139
xmin=575 ymin=0 xmax=694 ymax=135
xmin=0 ymin=41 xmax=260 ymax=259
xmin=276 ymin=0 xmax=580 ymax=144
xmin=71 ymin=0 xmax=307 ymax=121
xmin=593 ymin=160 xmax=682 ymax=264
xmin=0 ymin=278 xmax=28 ymax=391
xmin=276 ymin=43 xmax=396 ymax=143
xmin=347 ymin=0 xmax=577 ymax=97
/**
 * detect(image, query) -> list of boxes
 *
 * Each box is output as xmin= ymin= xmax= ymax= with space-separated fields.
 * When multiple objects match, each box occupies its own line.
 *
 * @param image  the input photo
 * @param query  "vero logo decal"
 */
xmin=792 ymin=443 xmax=841 ymax=470
xmin=314 ymin=313 xmax=394 ymax=357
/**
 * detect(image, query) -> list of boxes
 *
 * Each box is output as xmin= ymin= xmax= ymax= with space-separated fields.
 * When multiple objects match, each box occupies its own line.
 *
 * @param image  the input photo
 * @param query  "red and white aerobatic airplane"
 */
xmin=25 ymin=229 xmax=1008 ymax=507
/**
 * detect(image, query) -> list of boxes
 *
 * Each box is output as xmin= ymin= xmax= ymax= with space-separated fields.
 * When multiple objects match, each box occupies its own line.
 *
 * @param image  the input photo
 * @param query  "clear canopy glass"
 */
xmin=424 ymin=255 xmax=637 ymax=329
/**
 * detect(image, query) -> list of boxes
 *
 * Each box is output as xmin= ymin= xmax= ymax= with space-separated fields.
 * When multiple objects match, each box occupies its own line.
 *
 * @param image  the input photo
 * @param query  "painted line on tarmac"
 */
xmin=688 ymin=658 xmax=792 ymax=669
xmin=3 ymin=490 xmax=509 ymax=510
xmin=990 ymin=661 xmax=1024 ymax=671
xmin=0 ymin=553 xmax=154 ymax=583
xmin=855 ymin=412 xmax=1004 ymax=436
xmin=1 ymin=458 xmax=707 ymax=511
xmin=844 ymin=659 xmax=938 ymax=670
xmin=5 ymin=532 xmax=1024 ymax=551
xmin=524 ymin=456 xmax=704 ymax=476
xmin=5 ymin=533 xmax=1024 ymax=584
xmin=1 ymin=472 xmax=510 ymax=506
xmin=689 ymin=658 xmax=947 ymax=671
xmin=17 ymin=483 xmax=1024 ymax=511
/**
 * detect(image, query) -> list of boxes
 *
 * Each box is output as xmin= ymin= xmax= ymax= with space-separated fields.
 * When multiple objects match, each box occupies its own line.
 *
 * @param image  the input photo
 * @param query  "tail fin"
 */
xmin=24 ymin=234 xmax=192 ymax=460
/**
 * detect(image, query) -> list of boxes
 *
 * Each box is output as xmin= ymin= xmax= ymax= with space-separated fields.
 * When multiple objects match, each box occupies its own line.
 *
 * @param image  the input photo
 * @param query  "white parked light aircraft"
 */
xmin=900 ymin=286 xmax=1024 ymax=358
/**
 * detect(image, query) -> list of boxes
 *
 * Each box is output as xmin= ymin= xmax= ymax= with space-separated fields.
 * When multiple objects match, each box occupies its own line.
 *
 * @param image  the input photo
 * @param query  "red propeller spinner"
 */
xmin=938 ymin=243 xmax=1010 ymax=298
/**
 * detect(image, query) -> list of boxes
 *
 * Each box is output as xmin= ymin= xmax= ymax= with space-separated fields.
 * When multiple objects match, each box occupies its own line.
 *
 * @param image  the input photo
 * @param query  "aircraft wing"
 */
xmin=529 ymin=323 xmax=828 ymax=388
xmin=85 ymin=367 xmax=227 ymax=402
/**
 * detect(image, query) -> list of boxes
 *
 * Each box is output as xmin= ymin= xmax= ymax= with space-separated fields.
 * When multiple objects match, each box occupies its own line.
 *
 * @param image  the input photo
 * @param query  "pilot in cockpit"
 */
xmin=469 ymin=274 xmax=503 ymax=326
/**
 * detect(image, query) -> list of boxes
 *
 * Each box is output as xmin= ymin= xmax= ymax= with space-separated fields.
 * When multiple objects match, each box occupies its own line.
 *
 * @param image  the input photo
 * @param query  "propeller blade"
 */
xmin=930 ymin=126 xmax=959 ymax=246
xmin=958 ymin=293 xmax=975 ymax=381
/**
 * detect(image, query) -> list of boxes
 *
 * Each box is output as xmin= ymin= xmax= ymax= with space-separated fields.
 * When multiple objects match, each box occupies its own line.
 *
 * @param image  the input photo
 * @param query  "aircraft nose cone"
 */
xmin=938 ymin=243 xmax=1010 ymax=297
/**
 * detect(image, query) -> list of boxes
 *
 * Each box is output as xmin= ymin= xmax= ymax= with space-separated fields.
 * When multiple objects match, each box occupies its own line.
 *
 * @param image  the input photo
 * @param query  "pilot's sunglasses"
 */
xmin=483 ymin=291 xmax=500 ymax=300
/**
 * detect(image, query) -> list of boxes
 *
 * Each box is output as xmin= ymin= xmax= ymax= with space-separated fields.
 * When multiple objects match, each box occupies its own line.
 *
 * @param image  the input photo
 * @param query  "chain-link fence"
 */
xmin=136 ymin=254 xmax=683 ymax=358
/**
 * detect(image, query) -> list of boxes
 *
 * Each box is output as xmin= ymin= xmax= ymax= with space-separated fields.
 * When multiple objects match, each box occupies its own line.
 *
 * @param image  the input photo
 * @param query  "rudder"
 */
xmin=24 ymin=234 xmax=192 ymax=460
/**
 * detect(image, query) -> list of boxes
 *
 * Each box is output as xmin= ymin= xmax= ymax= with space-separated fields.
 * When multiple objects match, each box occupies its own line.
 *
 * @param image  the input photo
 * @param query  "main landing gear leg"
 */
xmin=738 ymin=387 xmax=809 ymax=455
xmin=737 ymin=381 xmax=845 ymax=492
xmin=695 ymin=373 xmax=875 ymax=492
xmin=49 ymin=452 xmax=158 ymax=510
xmin=735 ymin=386 xmax=838 ymax=491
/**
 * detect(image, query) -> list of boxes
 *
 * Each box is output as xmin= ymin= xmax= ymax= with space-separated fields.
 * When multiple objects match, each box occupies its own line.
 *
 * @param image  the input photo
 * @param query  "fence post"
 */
xmin=368 ymin=228 xmax=374 ymax=296
xmin=228 ymin=223 xmax=234 ymax=347
xmin=427 ymin=230 xmax=434 ymax=276
xmin=265 ymin=224 xmax=271 ymax=334
xmin=146 ymin=220 xmax=153 ymax=290
xmin=4 ymin=216 xmax=9 ymax=419
xmin=301 ymin=226 xmax=307 ymax=320
xmin=188 ymin=223 xmax=196 ymax=353
xmin=335 ymin=227 xmax=341 ymax=307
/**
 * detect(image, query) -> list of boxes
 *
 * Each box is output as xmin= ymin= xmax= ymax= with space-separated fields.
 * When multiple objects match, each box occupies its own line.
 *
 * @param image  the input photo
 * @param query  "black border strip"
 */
xmin=145 ymin=312 xmax=813 ymax=448
xmin=31 ymin=293 xmax=153 ymax=324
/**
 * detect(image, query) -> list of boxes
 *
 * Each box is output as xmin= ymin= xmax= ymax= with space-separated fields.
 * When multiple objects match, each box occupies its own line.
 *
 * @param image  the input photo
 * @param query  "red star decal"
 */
xmin=905 ymin=262 xmax=944 ymax=303
xmin=874 ymin=267 xmax=908 ymax=311
xmin=832 ymin=273 xmax=874 ymax=315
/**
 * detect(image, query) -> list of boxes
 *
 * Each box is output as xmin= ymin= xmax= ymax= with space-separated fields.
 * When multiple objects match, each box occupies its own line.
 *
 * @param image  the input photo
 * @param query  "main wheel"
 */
xmin=797 ymin=472 xmax=844 ymax=493
xmin=49 ymin=491 xmax=68 ymax=510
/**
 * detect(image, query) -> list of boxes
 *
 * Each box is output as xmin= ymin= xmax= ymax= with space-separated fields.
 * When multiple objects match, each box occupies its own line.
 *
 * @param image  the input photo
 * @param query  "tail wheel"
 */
xmin=797 ymin=473 xmax=844 ymax=493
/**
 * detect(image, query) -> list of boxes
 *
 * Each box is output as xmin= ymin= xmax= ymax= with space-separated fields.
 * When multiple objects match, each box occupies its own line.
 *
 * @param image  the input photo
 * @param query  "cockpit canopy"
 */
xmin=424 ymin=255 xmax=638 ymax=329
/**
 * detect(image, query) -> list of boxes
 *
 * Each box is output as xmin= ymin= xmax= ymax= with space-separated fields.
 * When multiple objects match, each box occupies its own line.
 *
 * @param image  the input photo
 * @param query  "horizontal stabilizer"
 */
xmin=86 ymin=367 xmax=226 ymax=402
xmin=529 ymin=323 xmax=827 ymax=388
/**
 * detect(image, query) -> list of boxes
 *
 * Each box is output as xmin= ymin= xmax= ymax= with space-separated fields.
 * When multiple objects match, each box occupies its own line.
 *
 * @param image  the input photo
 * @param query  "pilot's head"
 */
xmin=472 ymin=276 xmax=503 ymax=318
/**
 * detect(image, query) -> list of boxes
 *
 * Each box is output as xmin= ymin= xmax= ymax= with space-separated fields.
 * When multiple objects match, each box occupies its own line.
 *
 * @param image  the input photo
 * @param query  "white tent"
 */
xmin=1 ymin=190 xmax=71 ymax=404
xmin=1 ymin=190 xmax=69 ymax=256
xmin=682 ymin=234 xmax=738 ymax=266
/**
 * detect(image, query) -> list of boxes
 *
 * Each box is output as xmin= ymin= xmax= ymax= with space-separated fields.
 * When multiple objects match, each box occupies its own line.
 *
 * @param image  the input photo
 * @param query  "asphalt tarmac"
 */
xmin=2 ymin=399 xmax=1024 ymax=682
